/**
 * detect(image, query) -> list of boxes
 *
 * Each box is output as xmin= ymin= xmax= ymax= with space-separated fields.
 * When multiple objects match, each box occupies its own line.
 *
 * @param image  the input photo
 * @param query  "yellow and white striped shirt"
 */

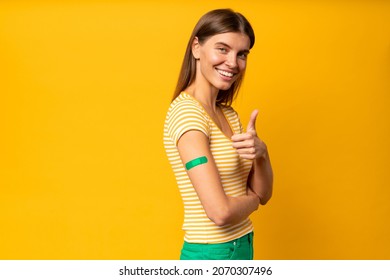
xmin=164 ymin=92 xmax=253 ymax=243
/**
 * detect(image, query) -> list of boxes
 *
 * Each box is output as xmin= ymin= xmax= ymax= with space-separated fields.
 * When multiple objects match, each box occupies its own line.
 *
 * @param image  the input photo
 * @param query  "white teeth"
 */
xmin=217 ymin=69 xmax=234 ymax=77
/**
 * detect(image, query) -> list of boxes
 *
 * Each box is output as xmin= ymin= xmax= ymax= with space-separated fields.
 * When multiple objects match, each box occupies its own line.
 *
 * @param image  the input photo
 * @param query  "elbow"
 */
xmin=211 ymin=214 xmax=231 ymax=227
xmin=259 ymin=191 xmax=272 ymax=206
xmin=259 ymin=197 xmax=269 ymax=205
xmin=207 ymin=207 xmax=232 ymax=227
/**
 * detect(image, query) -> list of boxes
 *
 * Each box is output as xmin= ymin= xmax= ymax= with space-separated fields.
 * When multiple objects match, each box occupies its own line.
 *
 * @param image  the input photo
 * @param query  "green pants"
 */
xmin=180 ymin=232 xmax=254 ymax=260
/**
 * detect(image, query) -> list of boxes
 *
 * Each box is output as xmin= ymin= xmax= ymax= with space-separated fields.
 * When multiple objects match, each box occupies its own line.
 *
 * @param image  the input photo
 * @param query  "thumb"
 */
xmin=247 ymin=109 xmax=259 ymax=134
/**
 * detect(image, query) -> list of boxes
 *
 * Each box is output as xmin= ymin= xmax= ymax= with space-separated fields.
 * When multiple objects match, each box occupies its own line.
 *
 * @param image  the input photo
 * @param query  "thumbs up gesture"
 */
xmin=231 ymin=109 xmax=267 ymax=160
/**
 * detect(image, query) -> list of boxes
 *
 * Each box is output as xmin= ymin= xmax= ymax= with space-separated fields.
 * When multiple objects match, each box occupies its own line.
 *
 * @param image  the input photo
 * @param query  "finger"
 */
xmin=231 ymin=132 xmax=253 ymax=142
xmin=235 ymin=147 xmax=256 ymax=155
xmin=232 ymin=139 xmax=255 ymax=149
xmin=238 ymin=153 xmax=256 ymax=160
xmin=246 ymin=109 xmax=259 ymax=134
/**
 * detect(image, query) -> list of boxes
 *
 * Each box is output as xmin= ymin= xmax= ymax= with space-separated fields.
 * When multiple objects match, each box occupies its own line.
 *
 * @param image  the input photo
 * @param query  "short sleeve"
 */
xmin=222 ymin=105 xmax=243 ymax=134
xmin=236 ymin=111 xmax=244 ymax=134
xmin=166 ymin=99 xmax=210 ymax=146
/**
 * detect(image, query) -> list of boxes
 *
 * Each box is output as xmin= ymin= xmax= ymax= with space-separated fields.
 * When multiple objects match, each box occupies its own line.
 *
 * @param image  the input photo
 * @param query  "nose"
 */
xmin=225 ymin=53 xmax=238 ymax=69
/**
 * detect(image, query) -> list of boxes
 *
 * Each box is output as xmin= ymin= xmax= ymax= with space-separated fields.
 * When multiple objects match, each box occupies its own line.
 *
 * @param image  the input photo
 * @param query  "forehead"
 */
xmin=204 ymin=32 xmax=250 ymax=50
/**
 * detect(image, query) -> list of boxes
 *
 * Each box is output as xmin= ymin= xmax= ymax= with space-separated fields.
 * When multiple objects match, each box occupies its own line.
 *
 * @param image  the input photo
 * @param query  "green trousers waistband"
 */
xmin=180 ymin=232 xmax=254 ymax=260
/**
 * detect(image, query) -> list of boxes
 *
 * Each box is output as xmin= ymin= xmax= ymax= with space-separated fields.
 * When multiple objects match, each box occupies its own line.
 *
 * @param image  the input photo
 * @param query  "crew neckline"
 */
xmin=181 ymin=92 xmax=235 ymax=140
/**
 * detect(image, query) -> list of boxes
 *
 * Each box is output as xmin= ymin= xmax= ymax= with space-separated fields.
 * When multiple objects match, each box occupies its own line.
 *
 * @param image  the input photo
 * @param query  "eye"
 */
xmin=217 ymin=47 xmax=227 ymax=53
xmin=238 ymin=52 xmax=248 ymax=60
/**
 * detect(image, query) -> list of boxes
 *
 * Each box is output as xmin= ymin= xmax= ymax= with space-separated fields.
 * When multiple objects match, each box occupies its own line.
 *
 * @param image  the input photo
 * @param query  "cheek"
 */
xmin=238 ymin=60 xmax=247 ymax=71
xmin=204 ymin=51 xmax=225 ymax=65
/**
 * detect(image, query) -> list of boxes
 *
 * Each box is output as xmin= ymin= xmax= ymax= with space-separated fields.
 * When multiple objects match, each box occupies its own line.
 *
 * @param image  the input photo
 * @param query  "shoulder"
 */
xmin=165 ymin=92 xmax=210 ymax=144
xmin=221 ymin=104 xmax=239 ymax=119
xmin=220 ymin=105 xmax=243 ymax=134
xmin=169 ymin=93 xmax=205 ymax=116
xmin=166 ymin=92 xmax=209 ymax=126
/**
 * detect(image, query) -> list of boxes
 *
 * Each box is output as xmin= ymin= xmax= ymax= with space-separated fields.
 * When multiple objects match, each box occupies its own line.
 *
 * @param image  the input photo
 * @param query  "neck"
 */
xmin=191 ymin=89 xmax=218 ymax=111
xmin=185 ymin=78 xmax=219 ymax=113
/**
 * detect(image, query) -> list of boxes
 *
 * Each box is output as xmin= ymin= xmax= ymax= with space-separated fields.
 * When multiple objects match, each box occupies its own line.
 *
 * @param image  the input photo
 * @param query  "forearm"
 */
xmin=250 ymin=149 xmax=273 ymax=205
xmin=213 ymin=192 xmax=259 ymax=226
xmin=176 ymin=130 xmax=261 ymax=227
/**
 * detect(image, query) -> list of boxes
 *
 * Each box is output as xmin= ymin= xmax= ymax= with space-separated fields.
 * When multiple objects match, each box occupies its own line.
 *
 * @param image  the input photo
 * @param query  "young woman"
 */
xmin=163 ymin=9 xmax=273 ymax=260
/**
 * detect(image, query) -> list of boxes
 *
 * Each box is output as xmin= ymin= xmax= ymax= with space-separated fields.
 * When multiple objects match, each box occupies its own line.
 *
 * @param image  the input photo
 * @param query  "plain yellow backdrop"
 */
xmin=1 ymin=0 xmax=389 ymax=259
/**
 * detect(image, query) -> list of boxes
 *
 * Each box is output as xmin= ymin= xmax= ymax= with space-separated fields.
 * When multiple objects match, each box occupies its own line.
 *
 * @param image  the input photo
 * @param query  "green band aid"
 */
xmin=185 ymin=156 xmax=208 ymax=170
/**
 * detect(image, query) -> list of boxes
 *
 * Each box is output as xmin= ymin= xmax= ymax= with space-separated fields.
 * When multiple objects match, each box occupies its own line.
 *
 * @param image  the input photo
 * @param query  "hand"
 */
xmin=231 ymin=109 xmax=267 ymax=160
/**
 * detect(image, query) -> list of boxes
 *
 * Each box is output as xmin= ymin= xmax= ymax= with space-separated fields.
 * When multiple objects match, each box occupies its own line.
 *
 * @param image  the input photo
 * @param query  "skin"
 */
xmin=233 ymin=109 xmax=273 ymax=205
xmin=178 ymin=32 xmax=273 ymax=226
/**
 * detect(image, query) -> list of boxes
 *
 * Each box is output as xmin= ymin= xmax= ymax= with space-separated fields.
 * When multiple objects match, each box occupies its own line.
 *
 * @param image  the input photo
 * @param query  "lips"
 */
xmin=216 ymin=69 xmax=235 ymax=78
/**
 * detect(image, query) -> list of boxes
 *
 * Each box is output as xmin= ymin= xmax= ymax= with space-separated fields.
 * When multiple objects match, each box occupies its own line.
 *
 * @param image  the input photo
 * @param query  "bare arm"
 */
xmin=248 ymin=147 xmax=273 ymax=205
xmin=177 ymin=130 xmax=260 ymax=226
xmin=232 ymin=110 xmax=273 ymax=205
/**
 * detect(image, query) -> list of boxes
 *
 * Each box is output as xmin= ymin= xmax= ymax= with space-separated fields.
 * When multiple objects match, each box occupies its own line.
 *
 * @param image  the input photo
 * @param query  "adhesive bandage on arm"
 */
xmin=185 ymin=156 xmax=208 ymax=170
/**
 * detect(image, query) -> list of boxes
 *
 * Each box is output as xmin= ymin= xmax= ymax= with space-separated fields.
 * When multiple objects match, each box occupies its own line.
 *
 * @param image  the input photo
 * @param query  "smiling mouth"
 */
xmin=216 ymin=69 xmax=235 ymax=78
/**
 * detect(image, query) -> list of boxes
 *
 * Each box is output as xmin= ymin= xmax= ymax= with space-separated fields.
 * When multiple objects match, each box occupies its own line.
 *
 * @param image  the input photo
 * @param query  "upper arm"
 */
xmin=166 ymin=100 xmax=209 ymax=146
xmin=177 ymin=130 xmax=229 ymax=224
xmin=166 ymin=99 xmax=230 ymax=224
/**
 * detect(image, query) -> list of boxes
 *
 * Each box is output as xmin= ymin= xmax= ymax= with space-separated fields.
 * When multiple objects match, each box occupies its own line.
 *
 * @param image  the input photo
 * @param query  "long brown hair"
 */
xmin=172 ymin=9 xmax=255 ymax=106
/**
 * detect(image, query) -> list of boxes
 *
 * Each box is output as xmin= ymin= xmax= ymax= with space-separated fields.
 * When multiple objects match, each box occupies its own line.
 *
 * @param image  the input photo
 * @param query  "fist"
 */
xmin=231 ymin=109 xmax=267 ymax=160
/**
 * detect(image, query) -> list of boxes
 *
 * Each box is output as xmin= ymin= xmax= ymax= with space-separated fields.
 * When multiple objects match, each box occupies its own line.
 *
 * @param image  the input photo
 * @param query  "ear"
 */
xmin=191 ymin=36 xmax=200 ymax=60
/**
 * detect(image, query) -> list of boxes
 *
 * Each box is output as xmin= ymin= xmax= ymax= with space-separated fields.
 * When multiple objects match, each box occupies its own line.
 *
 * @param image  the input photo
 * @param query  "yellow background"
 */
xmin=1 ymin=0 xmax=389 ymax=259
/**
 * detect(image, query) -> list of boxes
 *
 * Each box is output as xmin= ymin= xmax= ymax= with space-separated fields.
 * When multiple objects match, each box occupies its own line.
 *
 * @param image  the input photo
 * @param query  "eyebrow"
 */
xmin=215 ymin=42 xmax=250 ymax=54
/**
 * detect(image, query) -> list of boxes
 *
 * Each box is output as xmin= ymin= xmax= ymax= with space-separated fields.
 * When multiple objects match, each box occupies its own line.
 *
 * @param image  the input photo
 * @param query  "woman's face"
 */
xmin=193 ymin=32 xmax=251 ymax=92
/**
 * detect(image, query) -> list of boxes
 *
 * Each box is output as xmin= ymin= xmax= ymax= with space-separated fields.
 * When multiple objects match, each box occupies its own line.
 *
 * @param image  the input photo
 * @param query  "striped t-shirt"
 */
xmin=164 ymin=92 xmax=254 ymax=244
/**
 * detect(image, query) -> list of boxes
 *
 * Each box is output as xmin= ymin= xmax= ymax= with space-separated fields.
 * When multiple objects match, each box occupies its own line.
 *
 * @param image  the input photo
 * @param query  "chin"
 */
xmin=217 ymin=83 xmax=234 ymax=91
